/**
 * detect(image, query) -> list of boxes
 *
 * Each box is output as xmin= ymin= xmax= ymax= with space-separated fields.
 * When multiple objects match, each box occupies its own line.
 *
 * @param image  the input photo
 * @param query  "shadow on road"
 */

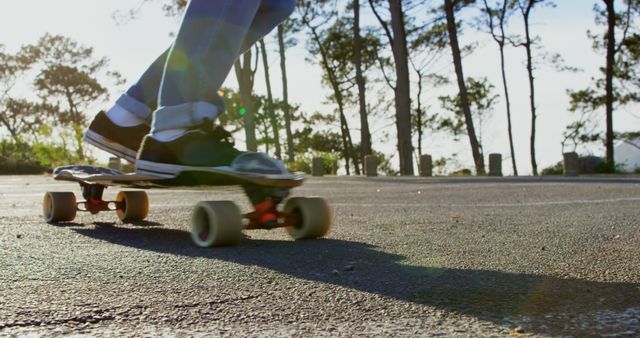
xmin=73 ymin=225 xmax=640 ymax=335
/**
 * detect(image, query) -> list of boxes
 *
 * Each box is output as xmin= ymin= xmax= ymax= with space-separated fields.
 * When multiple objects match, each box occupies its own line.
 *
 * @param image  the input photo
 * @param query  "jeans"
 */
xmin=115 ymin=0 xmax=295 ymax=133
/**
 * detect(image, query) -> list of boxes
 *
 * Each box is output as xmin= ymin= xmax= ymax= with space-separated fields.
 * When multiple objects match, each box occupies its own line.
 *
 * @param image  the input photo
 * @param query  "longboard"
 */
xmin=52 ymin=164 xmax=305 ymax=189
xmin=44 ymin=162 xmax=331 ymax=248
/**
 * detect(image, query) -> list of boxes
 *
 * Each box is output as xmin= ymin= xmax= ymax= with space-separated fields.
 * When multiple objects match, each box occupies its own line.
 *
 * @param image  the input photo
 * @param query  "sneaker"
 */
xmin=135 ymin=123 xmax=243 ymax=178
xmin=84 ymin=111 xmax=150 ymax=163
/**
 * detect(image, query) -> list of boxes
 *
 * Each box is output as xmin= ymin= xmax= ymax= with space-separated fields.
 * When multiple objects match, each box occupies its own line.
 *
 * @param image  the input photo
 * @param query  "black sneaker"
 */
xmin=135 ymin=124 xmax=244 ymax=178
xmin=84 ymin=111 xmax=150 ymax=163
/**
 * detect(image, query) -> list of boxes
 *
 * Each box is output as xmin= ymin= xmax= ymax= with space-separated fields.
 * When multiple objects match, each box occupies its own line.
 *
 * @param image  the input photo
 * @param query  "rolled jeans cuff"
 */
xmin=116 ymin=94 xmax=154 ymax=121
xmin=151 ymin=101 xmax=222 ymax=133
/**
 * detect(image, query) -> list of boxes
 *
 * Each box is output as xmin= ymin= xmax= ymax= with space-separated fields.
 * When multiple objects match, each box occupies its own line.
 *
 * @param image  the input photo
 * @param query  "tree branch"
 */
xmin=368 ymin=0 xmax=395 ymax=46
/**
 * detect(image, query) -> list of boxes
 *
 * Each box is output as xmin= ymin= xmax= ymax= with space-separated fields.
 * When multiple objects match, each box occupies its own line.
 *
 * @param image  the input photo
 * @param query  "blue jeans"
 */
xmin=116 ymin=0 xmax=295 ymax=132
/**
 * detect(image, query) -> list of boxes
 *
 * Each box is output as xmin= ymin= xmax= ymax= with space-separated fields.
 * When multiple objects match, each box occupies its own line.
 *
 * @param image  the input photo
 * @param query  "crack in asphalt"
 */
xmin=172 ymin=295 xmax=258 ymax=309
xmin=0 ymin=295 xmax=259 ymax=330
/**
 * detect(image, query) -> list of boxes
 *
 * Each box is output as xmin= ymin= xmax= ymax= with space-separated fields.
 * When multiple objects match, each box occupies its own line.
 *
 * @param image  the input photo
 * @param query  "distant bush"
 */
xmin=288 ymin=158 xmax=312 ymax=174
xmin=449 ymin=169 xmax=472 ymax=177
xmin=0 ymin=139 xmax=94 ymax=175
xmin=541 ymin=161 xmax=563 ymax=176
xmin=288 ymin=152 xmax=340 ymax=175
xmin=596 ymin=160 xmax=616 ymax=174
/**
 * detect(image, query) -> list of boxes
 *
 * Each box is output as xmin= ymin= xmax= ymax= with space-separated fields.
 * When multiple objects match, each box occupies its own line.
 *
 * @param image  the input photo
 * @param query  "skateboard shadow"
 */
xmin=93 ymin=220 xmax=164 ymax=228
xmin=72 ymin=226 xmax=640 ymax=336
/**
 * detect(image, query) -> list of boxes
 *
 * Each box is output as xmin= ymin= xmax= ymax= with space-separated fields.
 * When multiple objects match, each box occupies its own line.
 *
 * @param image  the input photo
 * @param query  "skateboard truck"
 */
xmin=244 ymin=199 xmax=299 ymax=230
xmin=77 ymin=182 xmax=113 ymax=214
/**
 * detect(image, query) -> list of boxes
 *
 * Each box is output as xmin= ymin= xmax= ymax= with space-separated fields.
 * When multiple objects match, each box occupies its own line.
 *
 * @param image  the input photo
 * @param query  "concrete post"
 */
xmin=420 ymin=155 xmax=433 ymax=177
xmin=365 ymin=155 xmax=378 ymax=177
xmin=108 ymin=157 xmax=122 ymax=171
xmin=563 ymin=152 xmax=579 ymax=176
xmin=312 ymin=157 xmax=324 ymax=177
xmin=488 ymin=153 xmax=503 ymax=177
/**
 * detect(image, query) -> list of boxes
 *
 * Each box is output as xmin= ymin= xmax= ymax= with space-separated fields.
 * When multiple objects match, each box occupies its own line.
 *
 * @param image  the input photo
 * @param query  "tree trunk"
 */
xmin=278 ymin=24 xmax=296 ymax=163
xmin=522 ymin=2 xmax=538 ymax=176
xmin=354 ymin=0 xmax=372 ymax=164
xmin=489 ymin=0 xmax=518 ymax=176
xmin=604 ymin=0 xmax=615 ymax=165
xmin=498 ymin=43 xmax=518 ymax=176
xmin=259 ymin=39 xmax=282 ymax=160
xmin=444 ymin=0 xmax=485 ymax=175
xmin=388 ymin=0 xmax=414 ymax=175
xmin=234 ymin=51 xmax=257 ymax=152
xmin=415 ymin=69 xmax=424 ymax=157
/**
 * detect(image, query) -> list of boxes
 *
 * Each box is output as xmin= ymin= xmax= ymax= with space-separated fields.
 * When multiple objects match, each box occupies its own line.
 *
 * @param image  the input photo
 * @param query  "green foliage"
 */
xmin=541 ymin=161 xmax=563 ymax=176
xmin=23 ymin=34 xmax=111 ymax=128
xmin=596 ymin=160 xmax=619 ymax=174
xmin=372 ymin=150 xmax=399 ymax=176
xmin=0 ymin=34 xmax=114 ymax=173
xmin=438 ymin=77 xmax=498 ymax=152
xmin=0 ymin=138 xmax=94 ymax=174
xmin=312 ymin=16 xmax=382 ymax=93
xmin=288 ymin=152 xmax=340 ymax=175
xmin=449 ymin=169 xmax=472 ymax=177
xmin=566 ymin=1 xmax=640 ymax=153
xmin=431 ymin=154 xmax=466 ymax=176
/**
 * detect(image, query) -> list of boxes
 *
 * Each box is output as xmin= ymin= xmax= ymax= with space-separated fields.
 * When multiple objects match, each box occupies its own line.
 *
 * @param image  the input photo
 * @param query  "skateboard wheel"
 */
xmin=43 ymin=192 xmax=77 ymax=223
xmin=191 ymin=201 xmax=243 ymax=248
xmin=284 ymin=197 xmax=332 ymax=240
xmin=116 ymin=191 xmax=149 ymax=222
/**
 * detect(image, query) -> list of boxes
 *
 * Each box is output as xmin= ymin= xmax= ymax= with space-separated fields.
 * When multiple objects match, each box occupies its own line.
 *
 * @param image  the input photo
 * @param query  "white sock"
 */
xmin=151 ymin=129 xmax=188 ymax=142
xmin=105 ymin=104 xmax=146 ymax=127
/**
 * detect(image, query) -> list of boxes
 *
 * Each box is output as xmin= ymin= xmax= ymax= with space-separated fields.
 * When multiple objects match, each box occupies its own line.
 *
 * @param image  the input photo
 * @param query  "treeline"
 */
xmin=0 ymin=35 xmax=125 ymax=173
xmin=1 ymin=0 xmax=639 ymax=175
xmin=158 ymin=0 xmax=640 ymax=175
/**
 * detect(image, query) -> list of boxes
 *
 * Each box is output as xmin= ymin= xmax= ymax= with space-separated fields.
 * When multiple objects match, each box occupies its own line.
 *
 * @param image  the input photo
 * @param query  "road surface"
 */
xmin=1 ymin=175 xmax=639 ymax=336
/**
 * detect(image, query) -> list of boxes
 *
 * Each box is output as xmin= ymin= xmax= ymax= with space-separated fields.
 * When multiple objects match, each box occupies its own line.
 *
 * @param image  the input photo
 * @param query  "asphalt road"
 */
xmin=1 ymin=175 xmax=639 ymax=337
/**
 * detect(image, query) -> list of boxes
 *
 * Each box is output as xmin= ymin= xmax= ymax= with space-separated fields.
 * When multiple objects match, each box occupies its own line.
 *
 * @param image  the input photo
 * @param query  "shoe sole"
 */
xmin=136 ymin=160 xmax=304 ymax=185
xmin=135 ymin=160 xmax=196 ymax=178
xmin=84 ymin=130 xmax=138 ymax=163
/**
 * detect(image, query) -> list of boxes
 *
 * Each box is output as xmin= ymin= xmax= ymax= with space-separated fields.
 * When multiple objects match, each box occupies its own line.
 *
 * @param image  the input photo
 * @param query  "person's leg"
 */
xmin=83 ymin=50 xmax=168 ymax=162
xmin=151 ymin=0 xmax=262 ymax=134
xmin=238 ymin=0 xmax=297 ymax=53
xmin=136 ymin=0 xmax=296 ymax=176
xmin=85 ymin=0 xmax=296 ymax=165
xmin=119 ymin=49 xmax=169 ymax=121
xmin=104 ymin=0 xmax=295 ymax=126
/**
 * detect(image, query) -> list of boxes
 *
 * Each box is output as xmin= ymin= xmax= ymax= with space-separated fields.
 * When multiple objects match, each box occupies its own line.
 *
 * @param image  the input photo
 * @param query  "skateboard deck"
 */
xmin=53 ymin=164 xmax=305 ymax=189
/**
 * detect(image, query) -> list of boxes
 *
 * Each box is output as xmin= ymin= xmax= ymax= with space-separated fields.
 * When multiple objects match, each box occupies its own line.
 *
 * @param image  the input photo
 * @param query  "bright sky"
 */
xmin=1 ymin=0 xmax=638 ymax=175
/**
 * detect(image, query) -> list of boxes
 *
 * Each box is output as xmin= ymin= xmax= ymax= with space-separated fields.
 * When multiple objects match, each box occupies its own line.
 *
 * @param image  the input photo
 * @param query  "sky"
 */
xmin=0 ymin=0 xmax=638 ymax=175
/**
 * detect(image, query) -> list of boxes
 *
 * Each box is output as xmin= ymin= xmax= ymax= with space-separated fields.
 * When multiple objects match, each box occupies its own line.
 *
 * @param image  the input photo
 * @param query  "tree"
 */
xmin=480 ymin=0 xmax=519 ymax=175
xmin=438 ymin=77 xmax=499 ymax=160
xmin=513 ymin=0 xmax=554 ymax=176
xmin=299 ymin=0 xmax=361 ymax=175
xmin=352 ymin=0 xmax=373 ymax=165
xmin=234 ymin=47 xmax=260 ymax=152
xmin=568 ymin=0 xmax=639 ymax=169
xmin=277 ymin=19 xmax=301 ymax=163
xmin=259 ymin=39 xmax=282 ymax=160
xmin=22 ymin=34 xmax=119 ymax=160
xmin=409 ymin=18 xmax=450 ymax=160
xmin=368 ymin=0 xmax=415 ymax=175
xmin=443 ymin=0 xmax=486 ymax=175
xmin=0 ymin=45 xmax=38 ymax=144
xmin=1 ymin=99 xmax=57 ymax=144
